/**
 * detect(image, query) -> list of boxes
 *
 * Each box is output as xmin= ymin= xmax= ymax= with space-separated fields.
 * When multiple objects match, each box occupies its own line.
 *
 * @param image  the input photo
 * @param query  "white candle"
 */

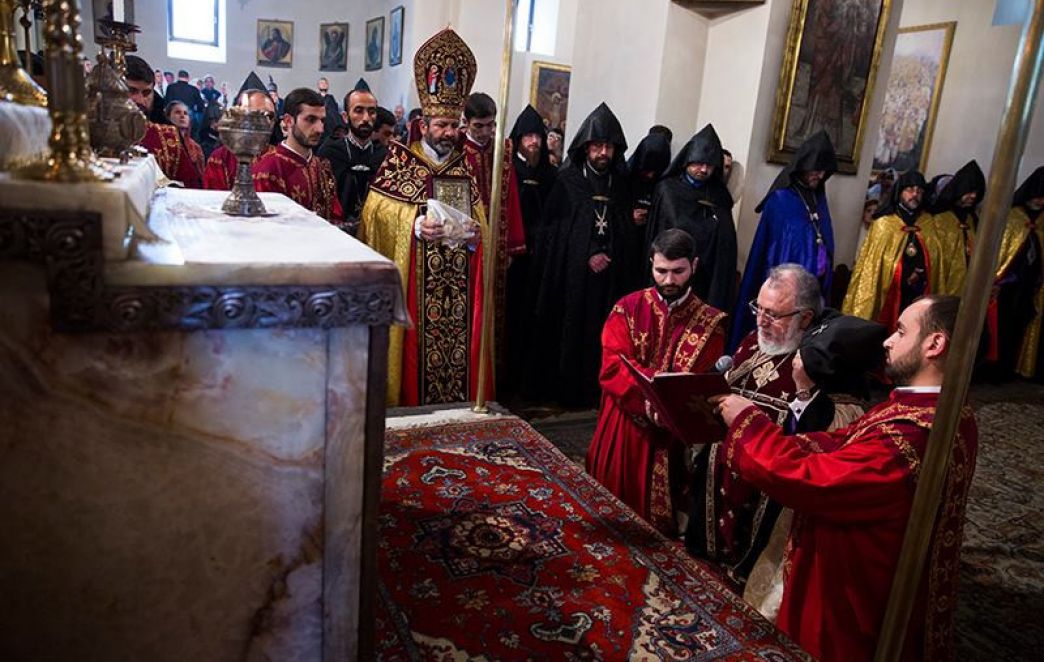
xmin=113 ymin=0 xmax=125 ymax=23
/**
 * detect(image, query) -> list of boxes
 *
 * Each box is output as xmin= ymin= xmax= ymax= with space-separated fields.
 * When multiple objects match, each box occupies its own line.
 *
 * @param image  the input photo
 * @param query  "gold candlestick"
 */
xmin=0 ymin=0 xmax=45 ymax=106
xmin=96 ymin=17 xmax=138 ymax=77
xmin=16 ymin=0 xmax=110 ymax=182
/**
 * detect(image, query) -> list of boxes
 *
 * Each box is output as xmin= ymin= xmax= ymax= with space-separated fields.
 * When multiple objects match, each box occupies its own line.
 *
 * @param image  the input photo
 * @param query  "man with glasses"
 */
xmin=686 ymin=264 xmax=836 ymax=582
xmin=710 ymin=295 xmax=976 ymax=661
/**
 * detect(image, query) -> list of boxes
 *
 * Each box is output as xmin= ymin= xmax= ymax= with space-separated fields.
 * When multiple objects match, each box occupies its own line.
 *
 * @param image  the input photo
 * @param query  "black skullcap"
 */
xmin=800 ymin=309 xmax=888 ymax=395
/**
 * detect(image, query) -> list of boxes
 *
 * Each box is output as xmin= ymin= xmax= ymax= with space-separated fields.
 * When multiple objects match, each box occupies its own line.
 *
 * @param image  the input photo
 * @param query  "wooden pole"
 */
xmin=873 ymin=2 xmax=1044 ymax=659
xmin=473 ymin=0 xmax=518 ymax=413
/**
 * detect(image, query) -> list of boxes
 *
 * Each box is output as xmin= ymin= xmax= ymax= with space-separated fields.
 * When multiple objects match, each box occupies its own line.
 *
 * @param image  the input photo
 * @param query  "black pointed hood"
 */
xmin=510 ymin=104 xmax=546 ymax=143
xmin=354 ymin=77 xmax=371 ymax=93
xmin=875 ymin=170 xmax=927 ymax=219
xmin=510 ymin=104 xmax=550 ymax=167
xmin=565 ymin=102 xmax=627 ymax=169
xmin=930 ymin=160 xmax=986 ymax=213
xmin=664 ymin=124 xmax=723 ymax=179
xmin=1013 ymin=166 xmax=1044 ymax=208
xmin=237 ymin=72 xmax=267 ymax=98
xmin=755 ymin=130 xmax=838 ymax=212
xmin=626 ymin=132 xmax=671 ymax=177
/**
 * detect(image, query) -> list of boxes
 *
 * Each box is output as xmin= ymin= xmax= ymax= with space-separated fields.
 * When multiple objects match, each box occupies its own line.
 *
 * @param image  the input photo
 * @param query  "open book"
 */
xmin=620 ymin=354 xmax=730 ymax=445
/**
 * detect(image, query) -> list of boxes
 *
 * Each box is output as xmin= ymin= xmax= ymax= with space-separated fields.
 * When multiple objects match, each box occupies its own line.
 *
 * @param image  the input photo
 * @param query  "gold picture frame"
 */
xmin=872 ymin=21 xmax=957 ymax=173
xmin=257 ymin=19 xmax=294 ymax=68
xmin=529 ymin=61 xmax=571 ymax=133
xmin=769 ymin=0 xmax=893 ymax=174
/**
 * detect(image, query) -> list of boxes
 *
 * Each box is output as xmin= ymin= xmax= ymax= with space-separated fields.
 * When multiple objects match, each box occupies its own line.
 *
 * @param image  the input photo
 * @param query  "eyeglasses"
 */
xmin=748 ymin=300 xmax=806 ymax=323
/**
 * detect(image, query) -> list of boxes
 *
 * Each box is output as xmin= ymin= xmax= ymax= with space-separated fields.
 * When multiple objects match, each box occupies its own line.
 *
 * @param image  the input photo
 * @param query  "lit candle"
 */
xmin=240 ymin=92 xmax=249 ymax=108
xmin=113 ymin=0 xmax=125 ymax=23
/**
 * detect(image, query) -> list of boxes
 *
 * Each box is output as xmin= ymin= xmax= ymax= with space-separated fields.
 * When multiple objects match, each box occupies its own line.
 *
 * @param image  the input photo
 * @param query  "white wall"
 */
xmin=695 ymin=3 xmax=774 ymax=206
xmin=728 ymin=0 xmax=907 ymax=271
xmin=75 ymin=0 xmax=582 ymax=124
xmin=654 ymin=2 xmax=709 ymax=156
xmin=79 ymin=0 xmax=419 ymax=111
xmin=897 ymin=0 xmax=1044 ymax=185
xmin=566 ymin=0 xmax=673 ymax=151
xmin=506 ymin=0 xmax=578 ymax=125
xmin=69 ymin=0 xmax=1043 ymax=239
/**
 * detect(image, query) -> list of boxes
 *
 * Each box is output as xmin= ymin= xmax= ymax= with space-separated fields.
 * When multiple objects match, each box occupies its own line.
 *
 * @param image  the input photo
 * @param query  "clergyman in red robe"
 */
xmin=713 ymin=295 xmax=978 ymax=662
xmin=461 ymin=92 xmax=526 ymax=383
xmin=586 ymin=229 xmax=726 ymax=535
xmin=252 ymin=88 xmax=344 ymax=227
xmin=203 ymin=92 xmax=276 ymax=191
xmin=124 ymin=55 xmax=203 ymax=189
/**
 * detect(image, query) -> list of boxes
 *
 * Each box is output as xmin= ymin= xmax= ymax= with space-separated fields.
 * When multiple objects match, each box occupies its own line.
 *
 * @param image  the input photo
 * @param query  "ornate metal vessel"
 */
xmin=86 ymin=51 xmax=145 ymax=162
xmin=217 ymin=105 xmax=274 ymax=216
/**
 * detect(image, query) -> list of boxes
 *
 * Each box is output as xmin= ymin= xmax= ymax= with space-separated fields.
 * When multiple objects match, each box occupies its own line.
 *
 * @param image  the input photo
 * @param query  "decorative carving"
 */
xmin=100 ymin=284 xmax=399 ymax=332
xmin=0 ymin=207 xmax=399 ymax=331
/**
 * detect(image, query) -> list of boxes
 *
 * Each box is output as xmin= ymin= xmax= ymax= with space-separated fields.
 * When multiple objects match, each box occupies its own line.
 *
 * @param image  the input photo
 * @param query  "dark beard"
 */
xmin=655 ymin=284 xmax=688 ymax=303
xmin=884 ymin=350 xmax=921 ymax=385
xmin=350 ymin=122 xmax=373 ymax=141
xmin=292 ymin=125 xmax=318 ymax=149
xmin=521 ymin=147 xmax=540 ymax=168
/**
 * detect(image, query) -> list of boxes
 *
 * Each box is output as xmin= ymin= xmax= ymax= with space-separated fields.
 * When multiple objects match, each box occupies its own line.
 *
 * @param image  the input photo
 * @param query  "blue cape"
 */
xmin=728 ymin=187 xmax=835 ymax=351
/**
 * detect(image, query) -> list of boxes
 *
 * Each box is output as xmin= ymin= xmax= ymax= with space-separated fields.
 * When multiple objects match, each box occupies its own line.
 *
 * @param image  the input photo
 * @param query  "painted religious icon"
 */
xmin=769 ymin=0 xmax=893 ymax=173
xmin=319 ymin=23 xmax=349 ymax=72
xmin=365 ymin=17 xmax=384 ymax=71
xmin=530 ymin=61 xmax=571 ymax=133
xmin=872 ymin=22 xmax=956 ymax=173
xmin=389 ymin=6 xmax=405 ymax=66
xmin=257 ymin=19 xmax=294 ymax=68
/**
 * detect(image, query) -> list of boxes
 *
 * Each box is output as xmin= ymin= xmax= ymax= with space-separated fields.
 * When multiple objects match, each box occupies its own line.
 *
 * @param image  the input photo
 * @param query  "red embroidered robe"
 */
xmin=203 ymin=144 xmax=275 ymax=191
xmin=723 ymin=390 xmax=978 ymax=662
xmin=462 ymin=135 xmax=527 ymax=379
xmin=139 ymin=122 xmax=203 ymax=189
xmin=252 ymin=143 xmax=345 ymax=226
xmin=586 ymin=288 xmax=725 ymax=534
xmin=687 ymin=330 xmax=800 ymax=582
xmin=358 ymin=140 xmax=492 ymax=407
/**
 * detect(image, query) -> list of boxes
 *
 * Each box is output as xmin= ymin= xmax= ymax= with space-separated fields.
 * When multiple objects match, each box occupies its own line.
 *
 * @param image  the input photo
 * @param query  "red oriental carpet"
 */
xmin=375 ymin=417 xmax=809 ymax=660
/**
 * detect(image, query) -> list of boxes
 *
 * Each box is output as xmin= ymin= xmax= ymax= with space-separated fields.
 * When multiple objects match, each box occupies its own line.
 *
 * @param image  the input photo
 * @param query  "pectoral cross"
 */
xmin=752 ymin=361 xmax=779 ymax=388
xmin=595 ymin=215 xmax=608 ymax=236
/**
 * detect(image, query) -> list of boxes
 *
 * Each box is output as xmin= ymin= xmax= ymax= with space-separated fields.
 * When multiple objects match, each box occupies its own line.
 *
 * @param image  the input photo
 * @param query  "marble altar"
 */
xmin=0 ymin=172 xmax=405 ymax=661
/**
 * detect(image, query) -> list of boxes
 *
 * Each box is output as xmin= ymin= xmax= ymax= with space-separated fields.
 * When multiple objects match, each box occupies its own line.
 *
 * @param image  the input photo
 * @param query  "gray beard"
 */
xmin=426 ymin=134 xmax=453 ymax=157
xmin=757 ymin=328 xmax=801 ymax=357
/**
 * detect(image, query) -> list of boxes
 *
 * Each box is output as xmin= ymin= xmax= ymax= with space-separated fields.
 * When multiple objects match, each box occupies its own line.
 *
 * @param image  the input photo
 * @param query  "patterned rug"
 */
xmin=376 ymin=417 xmax=810 ymax=660
xmin=524 ymin=384 xmax=1044 ymax=661
xmin=954 ymin=396 xmax=1044 ymax=660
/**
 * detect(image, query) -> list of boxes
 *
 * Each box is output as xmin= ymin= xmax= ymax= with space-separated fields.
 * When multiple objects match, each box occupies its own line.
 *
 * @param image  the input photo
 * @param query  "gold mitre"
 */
xmin=413 ymin=28 xmax=476 ymax=118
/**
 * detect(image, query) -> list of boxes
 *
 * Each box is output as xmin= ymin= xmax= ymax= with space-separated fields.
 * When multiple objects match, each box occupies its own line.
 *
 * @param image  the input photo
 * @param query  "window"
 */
xmin=514 ymin=0 xmax=559 ymax=56
xmin=167 ymin=0 xmax=226 ymax=63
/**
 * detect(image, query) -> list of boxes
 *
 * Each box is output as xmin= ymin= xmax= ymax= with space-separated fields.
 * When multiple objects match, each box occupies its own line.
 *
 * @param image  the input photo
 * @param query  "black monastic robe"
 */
xmin=317 ymin=135 xmax=387 ymax=234
xmin=646 ymin=125 xmax=736 ymax=312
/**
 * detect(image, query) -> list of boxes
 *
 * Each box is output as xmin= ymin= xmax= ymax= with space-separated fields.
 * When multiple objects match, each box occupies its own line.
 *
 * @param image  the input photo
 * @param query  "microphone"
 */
xmin=714 ymin=355 xmax=733 ymax=374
